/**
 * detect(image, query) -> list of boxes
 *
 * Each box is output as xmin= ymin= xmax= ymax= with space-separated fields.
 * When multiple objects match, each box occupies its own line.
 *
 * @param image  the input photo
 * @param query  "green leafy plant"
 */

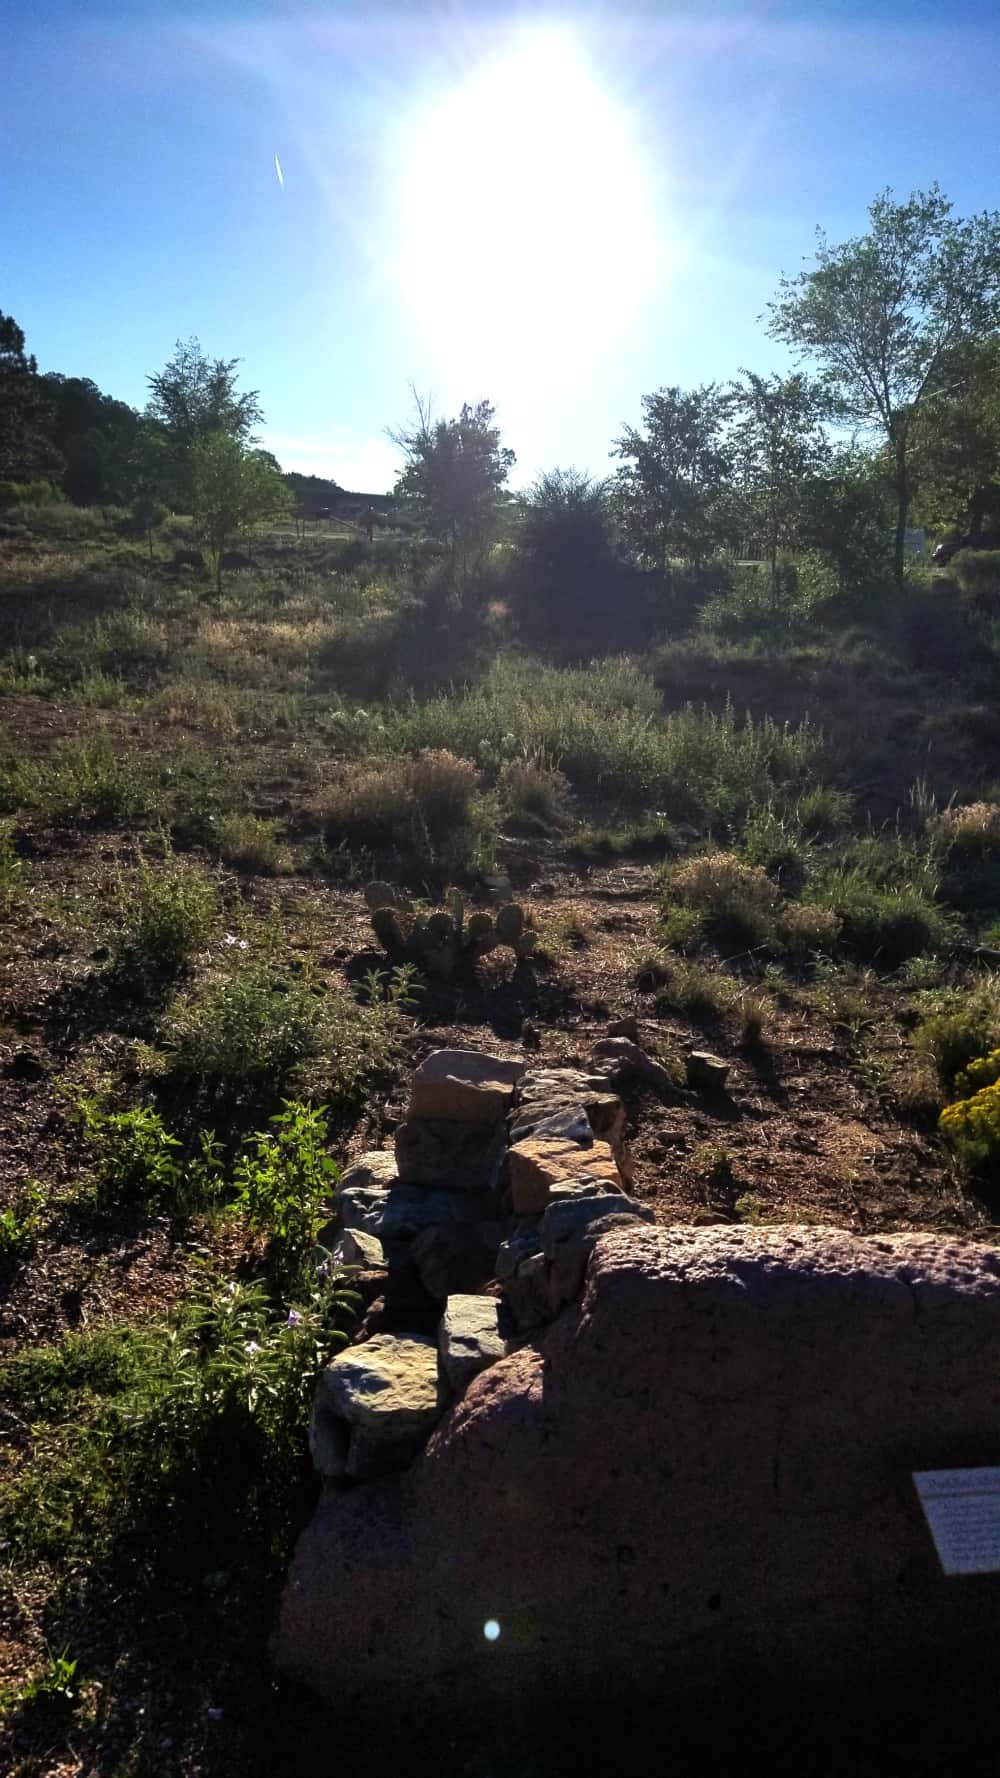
xmin=234 ymin=1101 xmax=341 ymax=1283
xmin=665 ymin=851 xmax=778 ymax=948
xmin=940 ymin=1077 xmax=1000 ymax=1176
xmin=1 ymin=1646 xmax=79 ymax=1718
xmin=209 ymin=811 xmax=293 ymax=875
xmin=73 ymin=1094 xmax=223 ymax=1214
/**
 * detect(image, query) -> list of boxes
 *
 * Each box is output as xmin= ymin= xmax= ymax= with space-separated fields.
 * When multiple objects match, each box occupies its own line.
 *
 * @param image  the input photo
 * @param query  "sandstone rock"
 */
xmin=311 ymin=1333 xmax=445 ymax=1481
xmin=591 ymin=1037 xmax=674 ymax=1093
xmin=395 ymin=1118 xmax=506 ymax=1191
xmin=518 ymin=1067 xmax=615 ymax=1102
xmin=408 ymin=1048 xmax=524 ymax=1123
xmin=339 ymin=1150 xmax=399 ymax=1192
xmin=508 ymin=1103 xmax=593 ymax=1146
xmin=439 ymin=1294 xmax=510 ymax=1392
xmin=411 ymin=1223 xmax=498 ymax=1302
xmin=334 ymin=1228 xmax=386 ymax=1269
xmin=509 ymin=1135 xmax=620 ymax=1216
xmin=685 ymin=1051 xmax=730 ymax=1091
xmin=278 ymin=1227 xmax=1000 ymax=1719
xmin=607 ymin=1014 xmax=640 ymax=1043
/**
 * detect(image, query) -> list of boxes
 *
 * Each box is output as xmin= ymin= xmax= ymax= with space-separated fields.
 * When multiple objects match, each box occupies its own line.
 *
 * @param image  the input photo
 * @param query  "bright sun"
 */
xmin=395 ymin=30 xmax=660 ymax=396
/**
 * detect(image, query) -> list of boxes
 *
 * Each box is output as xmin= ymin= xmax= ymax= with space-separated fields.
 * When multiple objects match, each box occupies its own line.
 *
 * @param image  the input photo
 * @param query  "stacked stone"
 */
xmin=499 ymin=1066 xmax=653 ymax=1330
xmin=311 ymin=1046 xmax=655 ymax=1484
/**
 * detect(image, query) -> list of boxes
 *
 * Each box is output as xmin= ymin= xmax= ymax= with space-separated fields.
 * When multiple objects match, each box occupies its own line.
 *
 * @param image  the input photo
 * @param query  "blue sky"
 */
xmin=4 ymin=1 xmax=1000 ymax=489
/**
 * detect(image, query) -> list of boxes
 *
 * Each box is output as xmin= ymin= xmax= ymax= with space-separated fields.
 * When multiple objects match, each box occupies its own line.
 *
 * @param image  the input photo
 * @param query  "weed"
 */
xmin=115 ymin=849 xmax=221 ymax=976
xmin=914 ymin=985 xmax=1000 ymax=1091
xmin=497 ymin=757 xmax=574 ymax=834
xmin=325 ymin=748 xmax=484 ymax=874
xmin=779 ymin=900 xmax=841 ymax=962
xmin=666 ymin=852 xmax=777 ymax=949
xmin=0 ymin=1178 xmax=46 ymax=1256
xmin=658 ymin=903 xmax=702 ymax=951
xmin=161 ymin=956 xmax=408 ymax=1105
xmin=819 ymin=873 xmax=954 ymax=967
xmin=654 ymin=957 xmax=739 ymax=1022
xmin=0 ymin=735 xmax=154 ymax=825
xmin=0 ymin=818 xmax=24 ymax=916
xmin=233 ymin=1101 xmax=340 ymax=1286
xmin=1 ymin=1646 xmax=79 ymax=1718
xmin=738 ymin=990 xmax=771 ymax=1046
xmin=742 ymin=805 xmax=809 ymax=894
xmin=209 ymin=812 xmax=293 ymax=876
xmin=73 ymin=1094 xmax=223 ymax=1214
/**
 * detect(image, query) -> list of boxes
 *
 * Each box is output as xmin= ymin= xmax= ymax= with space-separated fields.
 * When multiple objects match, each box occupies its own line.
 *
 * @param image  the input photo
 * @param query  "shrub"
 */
xmin=934 ymin=802 xmax=1000 ymax=911
xmin=0 ymin=736 xmax=154 ymax=825
xmin=940 ymin=1078 xmax=1000 ymax=1176
xmin=666 ymin=852 xmax=777 ymax=948
xmin=0 ymin=1178 xmax=46 ymax=1257
xmin=497 ymin=758 xmax=574 ymax=834
xmin=779 ymin=900 xmax=841 ymax=961
xmin=819 ymin=873 xmax=954 ymax=967
xmin=914 ymin=988 xmax=1000 ymax=1092
xmin=115 ymin=851 xmax=221 ymax=975
xmin=788 ymin=784 xmax=853 ymax=839
xmin=324 ymin=748 xmax=483 ymax=872
xmin=161 ymin=957 xmax=409 ymax=1105
xmin=742 ymin=806 xmax=808 ymax=894
xmin=209 ymin=812 xmax=293 ymax=876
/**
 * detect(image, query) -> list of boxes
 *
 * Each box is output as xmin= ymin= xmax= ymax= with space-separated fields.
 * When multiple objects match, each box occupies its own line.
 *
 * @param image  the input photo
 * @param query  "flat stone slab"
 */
xmin=334 ymin=1228 xmax=386 ymax=1269
xmin=439 ymin=1294 xmax=510 ymax=1392
xmin=409 ymin=1049 xmax=524 ymax=1123
xmin=509 ymin=1135 xmax=621 ymax=1216
xmin=318 ymin=1333 xmax=444 ymax=1439
xmin=339 ymin=1150 xmax=399 ymax=1192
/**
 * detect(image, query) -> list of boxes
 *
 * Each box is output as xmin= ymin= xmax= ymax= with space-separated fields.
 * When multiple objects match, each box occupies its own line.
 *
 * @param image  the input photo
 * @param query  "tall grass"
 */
xmin=378 ymin=656 xmax=825 ymax=828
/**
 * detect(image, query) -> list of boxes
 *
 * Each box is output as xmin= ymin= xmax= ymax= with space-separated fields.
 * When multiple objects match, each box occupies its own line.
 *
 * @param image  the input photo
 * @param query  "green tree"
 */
xmin=146 ymin=338 xmax=264 ymax=507
xmin=612 ymin=384 xmax=734 ymax=578
xmin=517 ymin=468 xmax=615 ymax=635
xmin=798 ymin=445 xmax=891 ymax=593
xmin=189 ymin=431 xmax=292 ymax=592
xmin=392 ymin=395 xmax=515 ymax=605
xmin=769 ymin=186 xmax=1000 ymax=587
xmin=728 ymin=370 xmax=829 ymax=581
xmin=0 ymin=311 xmax=58 ymax=486
xmin=41 ymin=373 xmax=138 ymax=504
xmin=911 ymin=338 xmax=1000 ymax=537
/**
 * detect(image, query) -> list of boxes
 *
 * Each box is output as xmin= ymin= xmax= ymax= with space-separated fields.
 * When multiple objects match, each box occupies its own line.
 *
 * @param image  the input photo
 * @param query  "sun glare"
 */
xmin=395 ymin=30 xmax=661 ymax=394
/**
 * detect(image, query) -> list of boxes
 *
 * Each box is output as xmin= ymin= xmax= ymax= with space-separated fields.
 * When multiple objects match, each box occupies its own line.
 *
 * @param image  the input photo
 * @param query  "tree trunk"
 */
xmin=893 ymin=438 xmax=909 ymax=591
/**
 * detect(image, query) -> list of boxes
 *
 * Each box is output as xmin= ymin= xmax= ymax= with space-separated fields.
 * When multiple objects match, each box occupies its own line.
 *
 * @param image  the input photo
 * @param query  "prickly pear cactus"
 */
xmin=365 ymin=884 xmax=534 ymax=976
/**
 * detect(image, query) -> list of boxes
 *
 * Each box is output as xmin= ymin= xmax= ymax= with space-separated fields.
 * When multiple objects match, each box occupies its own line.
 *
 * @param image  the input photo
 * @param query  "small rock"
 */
xmin=607 ymin=1015 xmax=640 ymax=1043
xmin=685 ymin=1052 xmax=730 ymax=1092
xmin=541 ymin=1191 xmax=653 ymax=1260
xmin=591 ymin=1038 xmax=674 ymax=1093
xmin=502 ymin=1251 xmax=553 ymax=1331
xmin=312 ymin=1333 xmax=445 ymax=1481
xmin=339 ymin=1151 xmax=399 ymax=1192
xmin=338 ymin=1183 xmax=498 ymax=1252
xmin=409 ymin=1049 xmax=524 ymax=1124
xmin=496 ymin=1223 xmax=543 ymax=1280
xmin=439 ymin=1295 xmax=511 ymax=1392
xmin=3 ymin=1048 xmax=46 ymax=1082
xmin=335 ymin=1228 xmax=386 ymax=1269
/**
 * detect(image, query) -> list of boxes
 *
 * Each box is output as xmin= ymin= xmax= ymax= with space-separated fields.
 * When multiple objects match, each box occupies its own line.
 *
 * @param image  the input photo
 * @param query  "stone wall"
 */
xmin=275 ymin=1222 xmax=1000 ymax=1722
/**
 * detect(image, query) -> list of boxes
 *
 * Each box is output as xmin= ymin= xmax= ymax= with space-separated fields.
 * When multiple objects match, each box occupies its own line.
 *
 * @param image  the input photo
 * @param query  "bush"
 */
xmin=161 ymin=957 xmax=409 ymax=1105
xmin=497 ymin=758 xmax=574 ymax=834
xmin=666 ymin=852 xmax=777 ymax=948
xmin=742 ymin=806 xmax=808 ymax=894
xmin=779 ymin=900 xmax=841 ymax=961
xmin=324 ymin=748 xmax=484 ymax=871
xmin=916 ymin=992 xmax=1000 ymax=1092
xmin=822 ymin=876 xmax=954 ymax=967
xmin=653 ymin=957 xmax=739 ymax=1022
xmin=934 ymin=802 xmax=1000 ymax=911
xmin=209 ymin=812 xmax=293 ymax=876
xmin=940 ymin=1076 xmax=1000 ymax=1176
xmin=0 ymin=735 xmax=154 ymax=825
xmin=116 ymin=851 xmax=220 ymax=975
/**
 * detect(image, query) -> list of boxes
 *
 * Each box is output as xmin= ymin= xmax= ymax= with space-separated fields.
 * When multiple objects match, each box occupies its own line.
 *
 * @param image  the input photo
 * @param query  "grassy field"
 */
xmin=4 ymin=505 xmax=1000 ymax=1773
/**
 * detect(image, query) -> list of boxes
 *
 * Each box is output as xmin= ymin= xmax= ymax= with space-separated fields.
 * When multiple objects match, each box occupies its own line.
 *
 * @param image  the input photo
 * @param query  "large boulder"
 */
xmin=276 ymin=1226 xmax=1000 ymax=1722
